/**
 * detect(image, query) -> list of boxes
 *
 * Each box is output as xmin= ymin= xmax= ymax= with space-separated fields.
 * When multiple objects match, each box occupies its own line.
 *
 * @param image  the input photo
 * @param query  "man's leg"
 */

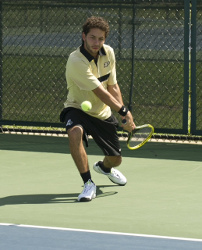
xmin=67 ymin=126 xmax=89 ymax=174
xmin=67 ymin=126 xmax=96 ymax=202
xmin=103 ymin=155 xmax=122 ymax=169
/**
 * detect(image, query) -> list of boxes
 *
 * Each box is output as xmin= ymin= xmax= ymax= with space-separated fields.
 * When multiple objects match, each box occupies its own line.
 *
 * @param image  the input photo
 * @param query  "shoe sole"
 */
xmin=78 ymin=193 xmax=96 ymax=202
xmin=108 ymin=176 xmax=127 ymax=186
xmin=79 ymin=197 xmax=92 ymax=202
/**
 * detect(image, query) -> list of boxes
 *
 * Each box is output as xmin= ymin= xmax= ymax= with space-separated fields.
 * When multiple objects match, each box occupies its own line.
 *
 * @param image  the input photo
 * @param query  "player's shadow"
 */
xmin=0 ymin=185 xmax=118 ymax=206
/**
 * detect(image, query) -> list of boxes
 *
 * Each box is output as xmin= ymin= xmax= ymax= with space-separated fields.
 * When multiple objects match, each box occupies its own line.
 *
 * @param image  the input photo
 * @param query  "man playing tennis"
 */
xmin=60 ymin=16 xmax=135 ymax=202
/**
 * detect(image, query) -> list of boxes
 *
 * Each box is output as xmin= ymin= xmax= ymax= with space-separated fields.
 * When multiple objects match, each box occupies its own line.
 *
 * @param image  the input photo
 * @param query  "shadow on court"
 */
xmin=0 ymin=134 xmax=202 ymax=161
xmin=0 ymin=185 xmax=118 ymax=206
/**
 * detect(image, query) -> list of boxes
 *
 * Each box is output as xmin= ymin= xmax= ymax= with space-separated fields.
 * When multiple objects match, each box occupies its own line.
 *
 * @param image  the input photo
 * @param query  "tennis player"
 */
xmin=60 ymin=16 xmax=135 ymax=202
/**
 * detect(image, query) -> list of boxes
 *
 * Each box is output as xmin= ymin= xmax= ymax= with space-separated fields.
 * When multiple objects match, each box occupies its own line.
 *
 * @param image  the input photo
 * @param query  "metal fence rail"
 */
xmin=0 ymin=0 xmax=201 ymax=136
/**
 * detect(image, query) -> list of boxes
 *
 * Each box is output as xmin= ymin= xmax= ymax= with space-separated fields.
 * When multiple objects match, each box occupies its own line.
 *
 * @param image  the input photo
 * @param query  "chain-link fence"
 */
xmin=0 ymin=0 xmax=201 ymax=138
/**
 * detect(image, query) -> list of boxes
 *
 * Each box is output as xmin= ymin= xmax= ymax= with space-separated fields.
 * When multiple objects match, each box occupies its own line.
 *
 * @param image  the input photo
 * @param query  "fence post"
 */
xmin=190 ymin=0 xmax=197 ymax=134
xmin=128 ymin=3 xmax=136 ymax=112
xmin=0 ymin=1 xmax=2 ymax=123
xmin=183 ymin=0 xmax=191 ymax=134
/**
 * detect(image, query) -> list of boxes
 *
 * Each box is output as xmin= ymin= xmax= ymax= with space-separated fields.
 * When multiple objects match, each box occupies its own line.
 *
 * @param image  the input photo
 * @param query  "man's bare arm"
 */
xmin=107 ymin=83 xmax=124 ymax=105
xmin=93 ymin=84 xmax=135 ymax=131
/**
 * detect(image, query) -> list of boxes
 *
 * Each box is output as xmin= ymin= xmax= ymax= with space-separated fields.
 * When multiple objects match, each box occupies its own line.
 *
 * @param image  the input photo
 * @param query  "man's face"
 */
xmin=82 ymin=28 xmax=106 ymax=58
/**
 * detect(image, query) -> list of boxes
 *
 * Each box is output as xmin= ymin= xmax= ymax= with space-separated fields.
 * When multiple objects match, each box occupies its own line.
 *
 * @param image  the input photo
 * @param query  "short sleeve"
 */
xmin=66 ymin=57 xmax=101 ymax=91
xmin=107 ymin=47 xmax=117 ymax=85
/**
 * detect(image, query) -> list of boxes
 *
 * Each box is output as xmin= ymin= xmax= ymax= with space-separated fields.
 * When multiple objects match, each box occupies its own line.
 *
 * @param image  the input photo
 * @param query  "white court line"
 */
xmin=0 ymin=223 xmax=202 ymax=243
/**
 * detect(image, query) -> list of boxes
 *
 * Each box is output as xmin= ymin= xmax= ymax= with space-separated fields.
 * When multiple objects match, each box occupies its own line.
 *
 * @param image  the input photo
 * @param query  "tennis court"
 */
xmin=0 ymin=133 xmax=202 ymax=249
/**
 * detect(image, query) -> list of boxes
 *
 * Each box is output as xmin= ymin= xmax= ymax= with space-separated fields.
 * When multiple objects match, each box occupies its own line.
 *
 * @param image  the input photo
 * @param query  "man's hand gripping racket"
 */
xmin=121 ymin=119 xmax=154 ymax=150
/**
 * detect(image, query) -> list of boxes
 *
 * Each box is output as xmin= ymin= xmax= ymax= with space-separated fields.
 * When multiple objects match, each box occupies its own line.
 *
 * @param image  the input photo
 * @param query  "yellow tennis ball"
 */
xmin=81 ymin=101 xmax=92 ymax=111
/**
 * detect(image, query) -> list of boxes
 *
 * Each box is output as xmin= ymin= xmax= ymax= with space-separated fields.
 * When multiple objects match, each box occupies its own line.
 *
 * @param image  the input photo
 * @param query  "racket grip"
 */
xmin=122 ymin=119 xmax=127 ymax=124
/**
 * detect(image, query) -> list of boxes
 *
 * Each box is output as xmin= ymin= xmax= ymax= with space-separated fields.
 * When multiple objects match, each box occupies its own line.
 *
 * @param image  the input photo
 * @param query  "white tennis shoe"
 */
xmin=78 ymin=180 xmax=96 ymax=202
xmin=93 ymin=162 xmax=127 ymax=186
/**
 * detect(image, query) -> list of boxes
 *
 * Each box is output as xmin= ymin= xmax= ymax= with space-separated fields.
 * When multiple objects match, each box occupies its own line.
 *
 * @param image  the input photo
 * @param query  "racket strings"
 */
xmin=129 ymin=127 xmax=153 ymax=147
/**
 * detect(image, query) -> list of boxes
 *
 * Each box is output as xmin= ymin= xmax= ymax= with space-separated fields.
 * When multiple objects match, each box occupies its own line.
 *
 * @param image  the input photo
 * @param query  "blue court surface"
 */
xmin=0 ymin=223 xmax=202 ymax=250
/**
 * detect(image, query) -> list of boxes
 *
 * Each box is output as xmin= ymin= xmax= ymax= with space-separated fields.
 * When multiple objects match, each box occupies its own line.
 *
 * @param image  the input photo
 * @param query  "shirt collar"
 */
xmin=80 ymin=44 xmax=106 ymax=62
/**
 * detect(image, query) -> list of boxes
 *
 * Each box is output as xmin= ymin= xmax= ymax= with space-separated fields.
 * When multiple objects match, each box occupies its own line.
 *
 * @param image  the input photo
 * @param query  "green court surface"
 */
xmin=0 ymin=134 xmax=202 ymax=239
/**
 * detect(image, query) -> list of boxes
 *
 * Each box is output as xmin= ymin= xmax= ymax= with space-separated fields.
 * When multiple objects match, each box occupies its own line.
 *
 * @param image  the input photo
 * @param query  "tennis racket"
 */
xmin=120 ymin=120 xmax=154 ymax=150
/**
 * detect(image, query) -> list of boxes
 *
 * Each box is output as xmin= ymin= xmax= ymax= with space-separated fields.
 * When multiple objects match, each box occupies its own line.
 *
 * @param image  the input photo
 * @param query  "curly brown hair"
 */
xmin=82 ymin=16 xmax=110 ymax=38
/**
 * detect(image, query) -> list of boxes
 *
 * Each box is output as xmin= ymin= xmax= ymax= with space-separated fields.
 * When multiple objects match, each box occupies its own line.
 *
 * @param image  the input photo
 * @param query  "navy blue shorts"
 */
xmin=60 ymin=107 xmax=121 ymax=156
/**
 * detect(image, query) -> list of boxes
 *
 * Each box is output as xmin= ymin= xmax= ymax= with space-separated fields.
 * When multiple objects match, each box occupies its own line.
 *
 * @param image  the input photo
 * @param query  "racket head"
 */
xmin=127 ymin=124 xmax=154 ymax=150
